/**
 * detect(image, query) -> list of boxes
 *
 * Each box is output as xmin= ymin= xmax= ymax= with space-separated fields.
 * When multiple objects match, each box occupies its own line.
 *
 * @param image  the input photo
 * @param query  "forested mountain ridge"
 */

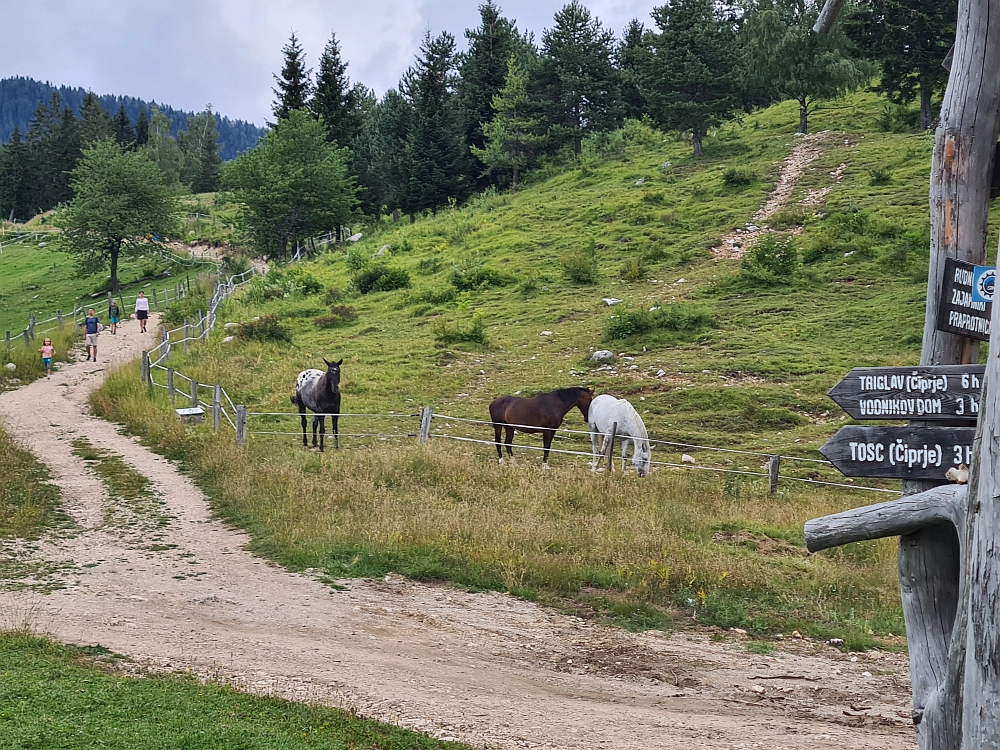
xmin=0 ymin=77 xmax=263 ymax=160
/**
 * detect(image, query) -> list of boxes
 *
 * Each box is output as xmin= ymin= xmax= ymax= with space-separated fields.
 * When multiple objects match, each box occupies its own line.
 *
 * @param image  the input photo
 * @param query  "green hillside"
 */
xmin=88 ymin=91 xmax=954 ymax=646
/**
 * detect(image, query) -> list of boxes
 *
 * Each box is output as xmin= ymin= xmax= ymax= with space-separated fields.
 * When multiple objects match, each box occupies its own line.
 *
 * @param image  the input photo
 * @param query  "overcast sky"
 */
xmin=2 ymin=1 xmax=655 ymax=126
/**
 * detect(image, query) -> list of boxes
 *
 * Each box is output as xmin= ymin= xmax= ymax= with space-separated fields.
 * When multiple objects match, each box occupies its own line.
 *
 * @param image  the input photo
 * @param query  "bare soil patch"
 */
xmin=0 ymin=314 xmax=916 ymax=749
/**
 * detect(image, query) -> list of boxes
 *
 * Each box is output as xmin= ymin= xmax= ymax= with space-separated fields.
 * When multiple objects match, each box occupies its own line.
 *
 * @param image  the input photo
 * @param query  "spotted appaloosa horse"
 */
xmin=489 ymin=387 xmax=593 ymax=466
xmin=291 ymin=358 xmax=342 ymax=451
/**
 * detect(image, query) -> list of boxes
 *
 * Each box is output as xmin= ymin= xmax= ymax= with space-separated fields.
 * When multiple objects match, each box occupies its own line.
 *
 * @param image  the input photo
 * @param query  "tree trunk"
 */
xmin=798 ymin=97 xmax=809 ymax=134
xmin=692 ymin=128 xmax=703 ymax=157
xmin=920 ymin=81 xmax=934 ymax=131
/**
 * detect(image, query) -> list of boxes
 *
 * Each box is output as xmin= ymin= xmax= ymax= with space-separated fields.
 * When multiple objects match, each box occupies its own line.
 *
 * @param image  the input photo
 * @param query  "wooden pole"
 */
xmin=142 ymin=352 xmax=151 ymax=393
xmin=418 ymin=407 xmax=433 ymax=443
xmin=190 ymin=379 xmax=198 ymax=409
xmin=57 ymin=310 xmax=62 ymax=328
xmin=236 ymin=405 xmax=247 ymax=447
xmin=152 ymin=288 xmax=158 ymax=309
xmin=22 ymin=329 xmax=28 ymax=347
xmin=767 ymin=455 xmax=780 ymax=495
xmin=183 ymin=323 xmax=190 ymax=354
xmin=167 ymin=367 xmax=175 ymax=404
xmin=212 ymin=384 xmax=221 ymax=432
xmin=5 ymin=331 xmax=10 ymax=351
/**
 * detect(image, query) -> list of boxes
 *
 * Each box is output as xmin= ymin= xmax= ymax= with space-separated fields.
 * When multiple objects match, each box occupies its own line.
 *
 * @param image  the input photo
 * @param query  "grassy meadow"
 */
xmin=84 ymin=90 xmax=963 ymax=648
xmin=0 ymin=631 xmax=467 ymax=750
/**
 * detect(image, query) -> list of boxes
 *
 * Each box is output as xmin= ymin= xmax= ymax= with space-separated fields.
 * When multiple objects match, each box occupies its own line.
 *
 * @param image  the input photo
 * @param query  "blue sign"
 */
xmin=972 ymin=265 xmax=996 ymax=303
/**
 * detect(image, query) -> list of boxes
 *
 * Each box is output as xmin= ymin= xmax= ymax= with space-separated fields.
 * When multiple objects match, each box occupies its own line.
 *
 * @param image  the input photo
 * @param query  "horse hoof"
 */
xmin=498 ymin=458 xmax=505 ymax=466
xmin=542 ymin=464 xmax=551 ymax=471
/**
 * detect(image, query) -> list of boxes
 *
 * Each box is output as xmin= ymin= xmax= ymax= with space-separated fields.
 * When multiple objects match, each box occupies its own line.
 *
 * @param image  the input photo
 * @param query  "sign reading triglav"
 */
xmin=827 ymin=365 xmax=984 ymax=421
xmin=937 ymin=257 xmax=992 ymax=340
xmin=819 ymin=425 xmax=975 ymax=479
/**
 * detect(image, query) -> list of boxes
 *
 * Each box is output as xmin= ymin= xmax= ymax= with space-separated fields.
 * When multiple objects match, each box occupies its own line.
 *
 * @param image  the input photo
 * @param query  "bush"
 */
xmin=236 ymin=314 xmax=292 ymax=343
xmin=604 ymin=304 xmax=716 ymax=341
xmin=161 ymin=282 xmax=210 ymax=326
xmin=246 ymin=266 xmax=323 ymax=303
xmin=324 ymin=287 xmax=344 ymax=304
xmin=868 ymin=168 xmax=893 ymax=186
xmin=722 ymin=168 xmax=755 ymax=187
xmin=877 ymin=103 xmax=921 ymax=133
xmin=447 ymin=260 xmax=512 ymax=291
xmin=353 ymin=264 xmax=411 ymax=294
xmin=768 ymin=207 xmax=809 ymax=230
xmin=345 ymin=247 xmax=370 ymax=272
xmin=222 ymin=254 xmax=252 ymax=276
xmin=561 ymin=245 xmax=599 ymax=285
xmin=313 ymin=305 xmax=359 ymax=328
xmin=411 ymin=287 xmax=456 ymax=305
xmin=740 ymin=234 xmax=798 ymax=284
xmin=619 ymin=256 xmax=647 ymax=282
xmin=433 ymin=311 xmax=489 ymax=345
xmin=417 ymin=256 xmax=442 ymax=275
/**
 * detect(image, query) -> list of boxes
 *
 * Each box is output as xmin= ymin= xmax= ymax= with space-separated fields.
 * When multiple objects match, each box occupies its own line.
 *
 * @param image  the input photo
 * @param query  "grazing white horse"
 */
xmin=588 ymin=394 xmax=652 ymax=477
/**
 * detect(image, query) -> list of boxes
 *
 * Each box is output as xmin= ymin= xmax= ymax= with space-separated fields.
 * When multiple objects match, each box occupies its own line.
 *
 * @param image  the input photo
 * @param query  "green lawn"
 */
xmin=0 ymin=633 xmax=468 ymax=750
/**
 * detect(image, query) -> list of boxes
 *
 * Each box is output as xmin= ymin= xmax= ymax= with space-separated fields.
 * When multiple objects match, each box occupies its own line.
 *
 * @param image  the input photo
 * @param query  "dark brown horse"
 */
xmin=489 ymin=387 xmax=594 ymax=466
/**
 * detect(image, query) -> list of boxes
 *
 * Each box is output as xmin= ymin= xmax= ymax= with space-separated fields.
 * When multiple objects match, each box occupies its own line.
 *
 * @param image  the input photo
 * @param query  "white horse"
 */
xmin=588 ymin=394 xmax=652 ymax=477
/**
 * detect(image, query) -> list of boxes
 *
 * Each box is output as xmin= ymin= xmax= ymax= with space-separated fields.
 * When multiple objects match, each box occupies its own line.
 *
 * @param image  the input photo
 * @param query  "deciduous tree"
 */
xmin=55 ymin=139 xmax=179 ymax=293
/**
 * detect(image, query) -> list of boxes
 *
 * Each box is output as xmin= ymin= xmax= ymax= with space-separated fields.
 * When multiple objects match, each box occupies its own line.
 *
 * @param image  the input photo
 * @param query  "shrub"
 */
xmin=604 ymin=304 xmax=715 ymax=341
xmin=433 ymin=311 xmax=489 ymax=345
xmin=353 ymin=264 xmax=411 ymax=294
xmin=324 ymin=287 xmax=344 ymax=304
xmin=740 ymin=234 xmax=798 ymax=284
xmin=313 ymin=305 xmax=359 ymax=328
xmin=417 ymin=256 xmax=442 ymax=274
xmin=246 ymin=266 xmax=323 ymax=303
xmin=868 ymin=168 xmax=893 ymax=186
xmin=236 ymin=314 xmax=292 ymax=343
xmin=561 ymin=245 xmax=599 ymax=285
xmin=768 ymin=207 xmax=809 ymax=230
xmin=222 ymin=254 xmax=252 ymax=275
xmin=161 ymin=282 xmax=210 ymax=326
xmin=619 ymin=256 xmax=647 ymax=282
xmin=447 ymin=260 xmax=512 ymax=291
xmin=411 ymin=287 xmax=456 ymax=305
xmin=345 ymin=247 xmax=370 ymax=272
xmin=722 ymin=168 xmax=755 ymax=187
xmin=877 ymin=103 xmax=920 ymax=133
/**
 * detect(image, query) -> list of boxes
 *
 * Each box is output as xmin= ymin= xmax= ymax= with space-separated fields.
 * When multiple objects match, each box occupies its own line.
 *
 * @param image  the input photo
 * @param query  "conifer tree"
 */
xmin=471 ymin=57 xmax=543 ymax=186
xmin=617 ymin=19 xmax=646 ymax=121
xmin=0 ymin=127 xmax=28 ymax=220
xmin=192 ymin=111 xmax=223 ymax=193
xmin=113 ymin=104 xmax=136 ymax=147
xmin=843 ymin=0 xmax=954 ymax=129
xmin=638 ymin=0 xmax=742 ymax=155
xmin=48 ymin=106 xmax=82 ymax=205
xmin=311 ymin=32 xmax=361 ymax=146
xmin=458 ymin=2 xmax=525 ymax=156
xmin=135 ymin=108 xmax=150 ymax=147
xmin=403 ymin=31 xmax=469 ymax=217
xmin=79 ymin=92 xmax=113 ymax=146
xmin=272 ymin=32 xmax=313 ymax=122
xmin=535 ymin=1 xmax=622 ymax=155
xmin=353 ymin=89 xmax=412 ymax=217
xmin=143 ymin=107 xmax=184 ymax=186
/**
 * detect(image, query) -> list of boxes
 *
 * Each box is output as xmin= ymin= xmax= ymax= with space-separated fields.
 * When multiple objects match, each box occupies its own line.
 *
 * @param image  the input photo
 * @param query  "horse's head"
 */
xmin=323 ymin=358 xmax=343 ymax=391
xmin=634 ymin=441 xmax=652 ymax=478
xmin=577 ymin=388 xmax=594 ymax=421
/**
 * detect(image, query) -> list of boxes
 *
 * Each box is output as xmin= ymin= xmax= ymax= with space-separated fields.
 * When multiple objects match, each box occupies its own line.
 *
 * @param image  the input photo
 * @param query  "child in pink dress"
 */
xmin=39 ymin=338 xmax=54 ymax=377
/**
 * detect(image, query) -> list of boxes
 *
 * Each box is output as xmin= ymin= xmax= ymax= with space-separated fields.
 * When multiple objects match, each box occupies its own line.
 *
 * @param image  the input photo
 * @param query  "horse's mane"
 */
xmin=617 ymin=399 xmax=648 ymax=441
xmin=553 ymin=387 xmax=590 ymax=405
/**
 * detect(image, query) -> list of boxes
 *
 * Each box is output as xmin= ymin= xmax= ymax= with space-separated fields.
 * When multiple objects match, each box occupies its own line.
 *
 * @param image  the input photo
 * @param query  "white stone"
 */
xmin=602 ymin=297 xmax=622 ymax=306
xmin=634 ymin=178 xmax=646 ymax=185
xmin=540 ymin=330 xmax=552 ymax=336
xmin=590 ymin=350 xmax=615 ymax=362
xmin=4 ymin=363 xmax=15 ymax=372
xmin=223 ymin=322 xmax=239 ymax=329
xmin=655 ymin=369 xmax=666 ymax=377
xmin=347 ymin=233 xmax=363 ymax=242
xmin=222 ymin=336 xmax=235 ymax=343
xmin=682 ymin=454 xmax=696 ymax=464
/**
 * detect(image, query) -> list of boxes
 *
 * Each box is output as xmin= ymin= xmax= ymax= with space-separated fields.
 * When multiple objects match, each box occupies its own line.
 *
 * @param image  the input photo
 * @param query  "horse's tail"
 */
xmin=290 ymin=393 xmax=298 ymax=407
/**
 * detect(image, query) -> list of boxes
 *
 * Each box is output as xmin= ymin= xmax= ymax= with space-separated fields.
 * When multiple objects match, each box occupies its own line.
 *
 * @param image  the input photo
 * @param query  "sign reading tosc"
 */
xmin=937 ymin=257 xmax=992 ymax=340
xmin=827 ymin=365 xmax=983 ymax=421
xmin=819 ymin=425 xmax=975 ymax=479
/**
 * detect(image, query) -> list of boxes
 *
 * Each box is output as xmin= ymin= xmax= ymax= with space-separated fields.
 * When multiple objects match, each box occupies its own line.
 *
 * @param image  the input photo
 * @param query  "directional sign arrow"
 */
xmin=819 ymin=425 xmax=975 ymax=480
xmin=827 ymin=365 xmax=984 ymax=421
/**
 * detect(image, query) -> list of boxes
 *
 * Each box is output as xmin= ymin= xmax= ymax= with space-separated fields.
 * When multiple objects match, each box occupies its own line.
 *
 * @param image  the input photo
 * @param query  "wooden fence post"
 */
xmin=418 ymin=407 xmax=433 ymax=443
xmin=28 ymin=314 xmax=35 ymax=340
xmin=212 ymin=384 xmax=221 ymax=431
xmin=190 ymin=380 xmax=198 ymax=409
xmin=198 ymin=312 xmax=205 ymax=341
xmin=142 ymin=352 xmax=151 ymax=393
xmin=236 ymin=405 xmax=247 ymax=447
xmin=72 ymin=304 xmax=78 ymax=330
xmin=183 ymin=322 xmax=190 ymax=354
xmin=152 ymin=288 xmax=158 ymax=309
xmin=22 ymin=329 xmax=29 ymax=347
xmin=167 ymin=367 xmax=175 ymax=404
xmin=768 ymin=455 xmax=780 ymax=495
xmin=5 ymin=331 xmax=10 ymax=351
xmin=57 ymin=310 xmax=62 ymax=328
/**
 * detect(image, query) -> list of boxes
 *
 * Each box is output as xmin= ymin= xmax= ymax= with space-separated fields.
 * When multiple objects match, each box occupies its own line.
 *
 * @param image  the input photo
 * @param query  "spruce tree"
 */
xmin=79 ymin=92 xmax=113 ymax=146
xmin=135 ymin=108 xmax=150 ymax=147
xmin=639 ymin=0 xmax=742 ymax=155
xmin=403 ymin=31 xmax=468 ymax=217
xmin=617 ymin=19 xmax=646 ymax=121
xmin=742 ymin=0 xmax=874 ymax=134
xmin=48 ymin=106 xmax=82 ymax=205
xmin=458 ymin=2 xmax=524 ymax=157
xmin=471 ymin=56 xmax=544 ymax=186
xmin=192 ymin=111 xmax=223 ymax=193
xmin=843 ymin=0 xmax=954 ymax=129
xmin=536 ymin=1 xmax=622 ymax=155
xmin=0 ymin=128 xmax=28 ymax=221
xmin=272 ymin=32 xmax=313 ymax=122
xmin=311 ymin=32 xmax=361 ymax=146
xmin=353 ymin=89 xmax=412 ymax=218
xmin=113 ymin=104 xmax=136 ymax=147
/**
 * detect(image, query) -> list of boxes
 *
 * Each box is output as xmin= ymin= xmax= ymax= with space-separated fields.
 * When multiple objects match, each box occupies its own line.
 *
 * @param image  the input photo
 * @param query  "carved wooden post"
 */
xmin=418 ymin=407 xmax=433 ymax=443
xmin=236 ymin=405 xmax=247 ymax=447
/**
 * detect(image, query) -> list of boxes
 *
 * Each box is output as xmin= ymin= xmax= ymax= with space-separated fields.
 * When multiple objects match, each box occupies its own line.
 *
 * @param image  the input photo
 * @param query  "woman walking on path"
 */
xmin=84 ymin=308 xmax=102 ymax=362
xmin=39 ymin=338 xmax=54 ymax=377
xmin=109 ymin=299 xmax=120 ymax=335
xmin=135 ymin=292 xmax=149 ymax=333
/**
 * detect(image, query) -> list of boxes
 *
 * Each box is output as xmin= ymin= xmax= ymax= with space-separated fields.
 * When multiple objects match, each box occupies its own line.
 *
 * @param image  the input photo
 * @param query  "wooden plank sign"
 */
xmin=827 ymin=365 xmax=984 ymax=421
xmin=936 ymin=257 xmax=992 ymax=340
xmin=819 ymin=425 xmax=974 ymax=479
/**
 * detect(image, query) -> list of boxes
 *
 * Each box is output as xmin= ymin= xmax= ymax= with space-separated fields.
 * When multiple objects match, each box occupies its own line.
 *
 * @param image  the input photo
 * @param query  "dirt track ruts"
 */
xmin=0 ymin=315 xmax=916 ymax=749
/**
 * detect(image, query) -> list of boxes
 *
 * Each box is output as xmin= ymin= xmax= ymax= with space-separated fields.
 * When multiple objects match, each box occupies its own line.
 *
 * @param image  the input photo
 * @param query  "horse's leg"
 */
xmin=590 ymin=427 xmax=600 ymax=472
xmin=621 ymin=438 xmax=630 ymax=474
xmin=318 ymin=415 xmax=325 ymax=452
xmin=298 ymin=398 xmax=308 ymax=448
xmin=332 ymin=414 xmax=339 ymax=450
xmin=542 ymin=429 xmax=554 ymax=467
xmin=504 ymin=426 xmax=515 ymax=458
xmin=494 ymin=423 xmax=504 ymax=462
xmin=312 ymin=415 xmax=319 ymax=448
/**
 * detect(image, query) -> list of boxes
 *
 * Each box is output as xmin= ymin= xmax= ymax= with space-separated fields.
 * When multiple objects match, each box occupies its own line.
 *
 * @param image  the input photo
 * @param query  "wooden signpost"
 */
xmin=935 ymin=258 xmax=991 ymax=340
xmin=819 ymin=425 xmax=974 ymax=480
xmin=827 ymin=365 xmax=983 ymax=421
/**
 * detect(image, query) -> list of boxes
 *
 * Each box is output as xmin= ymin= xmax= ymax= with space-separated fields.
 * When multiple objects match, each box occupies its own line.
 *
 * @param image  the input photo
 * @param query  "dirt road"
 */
xmin=0 ymin=316 xmax=916 ymax=749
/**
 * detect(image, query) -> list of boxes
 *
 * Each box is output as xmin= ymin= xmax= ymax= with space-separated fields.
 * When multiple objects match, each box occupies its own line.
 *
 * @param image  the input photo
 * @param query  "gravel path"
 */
xmin=0 ymin=314 xmax=916 ymax=749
